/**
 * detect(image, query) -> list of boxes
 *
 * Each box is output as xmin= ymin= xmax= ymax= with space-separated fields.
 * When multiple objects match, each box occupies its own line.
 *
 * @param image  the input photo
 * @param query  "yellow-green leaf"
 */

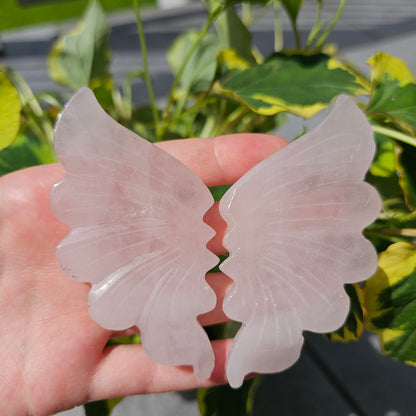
xmin=366 ymin=54 xmax=416 ymax=210
xmin=218 ymin=49 xmax=252 ymax=71
xmin=220 ymin=53 xmax=367 ymax=118
xmin=368 ymin=52 xmax=415 ymax=88
xmin=0 ymin=71 xmax=22 ymax=151
xmin=366 ymin=53 xmax=416 ymax=137
xmin=365 ymin=242 xmax=416 ymax=366
xmin=369 ymin=132 xmax=396 ymax=178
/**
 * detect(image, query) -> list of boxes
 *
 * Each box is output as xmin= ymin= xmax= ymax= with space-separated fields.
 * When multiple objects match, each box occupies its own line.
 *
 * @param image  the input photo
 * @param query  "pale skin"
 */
xmin=0 ymin=133 xmax=287 ymax=416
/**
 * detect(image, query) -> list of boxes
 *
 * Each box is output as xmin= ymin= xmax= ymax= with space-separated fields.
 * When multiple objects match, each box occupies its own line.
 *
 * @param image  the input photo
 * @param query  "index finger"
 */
xmin=156 ymin=133 xmax=288 ymax=187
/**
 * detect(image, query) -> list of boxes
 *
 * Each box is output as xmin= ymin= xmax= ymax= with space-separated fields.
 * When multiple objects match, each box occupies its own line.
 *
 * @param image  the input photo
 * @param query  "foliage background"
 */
xmin=0 ymin=0 xmax=153 ymax=31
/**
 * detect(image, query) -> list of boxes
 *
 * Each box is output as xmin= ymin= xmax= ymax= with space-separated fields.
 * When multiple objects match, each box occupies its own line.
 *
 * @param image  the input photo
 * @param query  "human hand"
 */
xmin=0 ymin=133 xmax=287 ymax=416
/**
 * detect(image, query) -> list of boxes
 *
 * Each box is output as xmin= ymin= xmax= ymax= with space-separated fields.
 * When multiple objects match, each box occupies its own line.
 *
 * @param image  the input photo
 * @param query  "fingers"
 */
xmin=89 ymin=339 xmax=232 ymax=400
xmin=156 ymin=133 xmax=288 ymax=187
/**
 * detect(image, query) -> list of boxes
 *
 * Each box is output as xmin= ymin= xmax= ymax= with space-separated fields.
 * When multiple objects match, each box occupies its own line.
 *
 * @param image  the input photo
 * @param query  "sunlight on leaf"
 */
xmin=369 ymin=132 xmax=396 ymax=178
xmin=368 ymin=52 xmax=415 ymax=87
xmin=0 ymin=71 xmax=22 ymax=151
xmin=218 ymin=49 xmax=252 ymax=71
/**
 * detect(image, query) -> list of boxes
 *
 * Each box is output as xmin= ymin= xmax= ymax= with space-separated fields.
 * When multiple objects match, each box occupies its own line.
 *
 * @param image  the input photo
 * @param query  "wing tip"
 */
xmin=53 ymin=87 xmax=101 ymax=154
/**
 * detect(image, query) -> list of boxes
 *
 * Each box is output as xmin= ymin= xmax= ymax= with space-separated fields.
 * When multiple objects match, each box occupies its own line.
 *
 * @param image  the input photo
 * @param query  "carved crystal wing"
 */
xmin=50 ymin=88 xmax=218 ymax=379
xmin=219 ymin=95 xmax=381 ymax=388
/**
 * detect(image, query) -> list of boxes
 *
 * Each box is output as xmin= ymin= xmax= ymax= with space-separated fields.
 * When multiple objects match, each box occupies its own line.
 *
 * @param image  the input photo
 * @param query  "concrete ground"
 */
xmin=2 ymin=1 xmax=416 ymax=415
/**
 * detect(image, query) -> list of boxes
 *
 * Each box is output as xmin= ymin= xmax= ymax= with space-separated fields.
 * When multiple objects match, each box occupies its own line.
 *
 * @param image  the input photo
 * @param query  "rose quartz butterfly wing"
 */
xmin=219 ymin=96 xmax=381 ymax=388
xmin=50 ymin=88 xmax=218 ymax=379
xmin=51 ymin=89 xmax=380 ymax=386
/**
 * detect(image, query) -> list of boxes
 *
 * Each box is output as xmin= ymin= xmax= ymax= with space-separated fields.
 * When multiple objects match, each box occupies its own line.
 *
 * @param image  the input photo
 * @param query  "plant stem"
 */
xmin=132 ymin=0 xmax=160 ymax=136
xmin=290 ymin=17 xmax=301 ymax=50
xmin=221 ymin=105 xmax=249 ymax=134
xmin=162 ymin=94 xmax=217 ymax=135
xmin=364 ymin=229 xmax=407 ymax=244
xmin=305 ymin=0 xmax=325 ymax=50
xmin=273 ymin=0 xmax=283 ymax=52
xmin=382 ymin=228 xmax=416 ymax=237
xmin=157 ymin=4 xmax=223 ymax=141
xmin=372 ymin=125 xmax=416 ymax=147
xmin=315 ymin=0 xmax=346 ymax=48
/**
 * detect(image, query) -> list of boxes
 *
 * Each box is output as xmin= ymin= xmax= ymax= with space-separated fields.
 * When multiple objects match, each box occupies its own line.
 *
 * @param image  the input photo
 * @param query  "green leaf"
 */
xmin=48 ymin=0 xmax=113 ymax=93
xmin=366 ymin=172 xmax=407 ymax=215
xmin=0 ymin=71 xmax=22 ymax=151
xmin=369 ymin=132 xmax=396 ymax=178
xmin=167 ymin=30 xmax=220 ymax=97
xmin=396 ymin=142 xmax=416 ymax=211
xmin=210 ymin=184 xmax=231 ymax=201
xmin=107 ymin=334 xmax=141 ymax=345
xmin=214 ymin=7 xmax=256 ymax=64
xmin=0 ymin=133 xmax=56 ymax=176
xmin=130 ymin=104 xmax=161 ymax=141
xmin=324 ymin=284 xmax=364 ymax=342
xmin=84 ymin=400 xmax=110 ymax=416
xmin=106 ymin=397 xmax=124 ymax=412
xmin=280 ymin=0 xmax=304 ymax=23
xmin=365 ymin=242 xmax=416 ymax=366
xmin=84 ymin=393 xmax=124 ymax=414
xmin=220 ymin=53 xmax=367 ymax=118
xmin=366 ymin=53 xmax=416 ymax=137
xmin=84 ymin=396 xmax=123 ymax=415
xmin=367 ymin=210 xmax=416 ymax=247
xmin=198 ymin=377 xmax=261 ymax=416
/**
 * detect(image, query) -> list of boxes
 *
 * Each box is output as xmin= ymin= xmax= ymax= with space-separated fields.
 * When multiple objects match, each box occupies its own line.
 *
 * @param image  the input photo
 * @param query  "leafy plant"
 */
xmin=2 ymin=0 xmax=416 ymax=414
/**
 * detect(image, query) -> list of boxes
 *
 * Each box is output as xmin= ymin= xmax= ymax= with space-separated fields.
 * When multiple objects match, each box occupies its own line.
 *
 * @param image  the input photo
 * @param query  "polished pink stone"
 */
xmin=50 ymin=88 xmax=218 ymax=379
xmin=51 ymin=89 xmax=380 ymax=387
xmin=219 ymin=95 xmax=381 ymax=387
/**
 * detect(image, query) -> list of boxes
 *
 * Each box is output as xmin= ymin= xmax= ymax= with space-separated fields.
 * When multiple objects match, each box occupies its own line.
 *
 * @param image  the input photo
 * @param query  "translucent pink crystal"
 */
xmin=219 ymin=95 xmax=381 ymax=388
xmin=50 ymin=88 xmax=218 ymax=379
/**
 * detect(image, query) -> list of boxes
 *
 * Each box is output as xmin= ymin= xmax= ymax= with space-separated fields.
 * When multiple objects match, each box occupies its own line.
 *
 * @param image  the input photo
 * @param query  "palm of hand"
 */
xmin=0 ymin=164 xmax=108 ymax=415
xmin=0 ymin=134 xmax=286 ymax=415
